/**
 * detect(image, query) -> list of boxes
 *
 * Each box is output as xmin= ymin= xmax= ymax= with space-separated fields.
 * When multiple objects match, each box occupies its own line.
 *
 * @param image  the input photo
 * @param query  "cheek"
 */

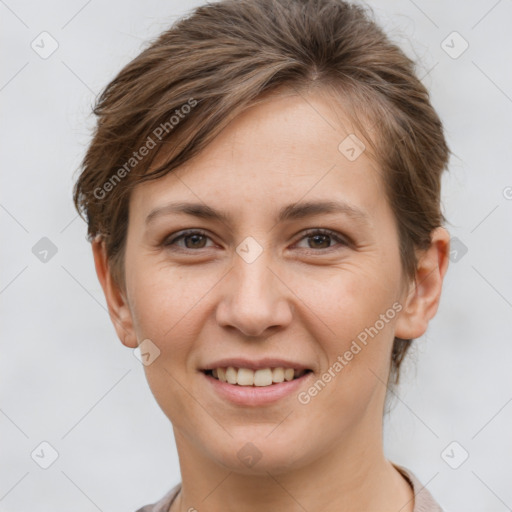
xmin=294 ymin=260 xmax=399 ymax=336
xmin=301 ymin=271 xmax=398 ymax=436
xmin=125 ymin=262 xmax=211 ymax=427
xmin=125 ymin=252 xmax=227 ymax=367
xmin=291 ymin=260 xmax=401 ymax=403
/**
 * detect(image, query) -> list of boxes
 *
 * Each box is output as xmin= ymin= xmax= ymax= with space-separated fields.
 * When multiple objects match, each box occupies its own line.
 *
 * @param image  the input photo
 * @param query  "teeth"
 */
xmin=208 ymin=366 xmax=308 ymax=387
xmin=238 ymin=368 xmax=255 ymax=386
xmin=272 ymin=367 xmax=284 ymax=383
xmin=226 ymin=366 xmax=238 ymax=384
xmin=254 ymin=369 xmax=273 ymax=386
xmin=217 ymin=367 xmax=227 ymax=382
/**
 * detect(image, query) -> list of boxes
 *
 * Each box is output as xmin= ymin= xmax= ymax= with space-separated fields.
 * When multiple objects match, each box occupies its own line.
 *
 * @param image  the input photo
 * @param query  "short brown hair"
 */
xmin=73 ymin=0 xmax=451 ymax=386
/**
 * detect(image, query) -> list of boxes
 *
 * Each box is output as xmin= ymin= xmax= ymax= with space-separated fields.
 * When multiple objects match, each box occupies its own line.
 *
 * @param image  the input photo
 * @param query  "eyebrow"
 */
xmin=145 ymin=200 xmax=372 ymax=227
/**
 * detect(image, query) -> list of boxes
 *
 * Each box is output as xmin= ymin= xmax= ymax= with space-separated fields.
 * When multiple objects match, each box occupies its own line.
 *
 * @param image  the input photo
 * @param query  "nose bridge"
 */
xmin=216 ymin=238 xmax=292 ymax=337
xmin=235 ymin=245 xmax=274 ymax=300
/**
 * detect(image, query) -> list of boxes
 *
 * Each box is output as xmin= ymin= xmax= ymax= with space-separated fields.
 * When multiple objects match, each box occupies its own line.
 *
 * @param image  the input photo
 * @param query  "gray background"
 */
xmin=1 ymin=0 xmax=511 ymax=510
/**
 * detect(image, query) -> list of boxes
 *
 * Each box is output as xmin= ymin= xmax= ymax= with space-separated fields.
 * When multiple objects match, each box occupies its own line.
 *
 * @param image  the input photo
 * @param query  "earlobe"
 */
xmin=91 ymin=237 xmax=139 ymax=348
xmin=394 ymin=227 xmax=450 ymax=340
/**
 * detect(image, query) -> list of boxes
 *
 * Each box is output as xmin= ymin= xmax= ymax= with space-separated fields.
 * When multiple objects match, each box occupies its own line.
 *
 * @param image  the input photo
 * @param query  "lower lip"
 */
xmin=201 ymin=371 xmax=313 ymax=406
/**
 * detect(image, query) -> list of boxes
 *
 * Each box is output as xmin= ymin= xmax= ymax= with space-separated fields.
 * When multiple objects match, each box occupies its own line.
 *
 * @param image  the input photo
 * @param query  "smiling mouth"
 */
xmin=202 ymin=367 xmax=313 ymax=387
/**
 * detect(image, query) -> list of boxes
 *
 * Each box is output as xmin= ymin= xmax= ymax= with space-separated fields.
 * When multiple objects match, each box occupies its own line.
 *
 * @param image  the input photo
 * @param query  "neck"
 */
xmin=170 ymin=418 xmax=414 ymax=512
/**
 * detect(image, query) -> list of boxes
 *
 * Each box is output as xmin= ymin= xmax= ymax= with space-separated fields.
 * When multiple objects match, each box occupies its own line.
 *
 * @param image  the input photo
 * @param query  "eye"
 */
xmin=294 ymin=229 xmax=348 ymax=251
xmin=163 ymin=229 xmax=215 ymax=250
xmin=162 ymin=228 xmax=349 ymax=252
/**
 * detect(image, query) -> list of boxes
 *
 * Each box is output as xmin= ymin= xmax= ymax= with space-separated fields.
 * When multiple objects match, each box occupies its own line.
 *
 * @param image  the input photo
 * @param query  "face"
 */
xmin=101 ymin=88 xmax=425 ymax=474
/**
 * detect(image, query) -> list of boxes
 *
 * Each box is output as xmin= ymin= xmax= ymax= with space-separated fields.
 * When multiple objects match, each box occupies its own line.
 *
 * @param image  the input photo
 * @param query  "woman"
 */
xmin=73 ymin=0 xmax=451 ymax=510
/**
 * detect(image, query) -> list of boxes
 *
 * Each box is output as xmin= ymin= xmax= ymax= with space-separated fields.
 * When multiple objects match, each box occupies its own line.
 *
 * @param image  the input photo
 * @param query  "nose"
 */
xmin=215 ymin=244 xmax=293 ymax=338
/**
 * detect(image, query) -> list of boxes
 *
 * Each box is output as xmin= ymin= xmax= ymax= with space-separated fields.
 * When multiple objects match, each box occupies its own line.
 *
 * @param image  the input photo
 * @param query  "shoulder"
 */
xmin=393 ymin=464 xmax=444 ymax=512
xmin=134 ymin=483 xmax=181 ymax=512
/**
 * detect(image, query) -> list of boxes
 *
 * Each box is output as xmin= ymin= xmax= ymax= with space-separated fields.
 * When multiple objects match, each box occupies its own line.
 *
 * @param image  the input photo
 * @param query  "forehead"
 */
xmin=130 ymin=89 xmax=385 ymax=221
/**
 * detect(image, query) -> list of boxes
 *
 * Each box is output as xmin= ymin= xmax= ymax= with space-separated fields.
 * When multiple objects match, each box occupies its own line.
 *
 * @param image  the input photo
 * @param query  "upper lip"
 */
xmin=201 ymin=358 xmax=312 ymax=371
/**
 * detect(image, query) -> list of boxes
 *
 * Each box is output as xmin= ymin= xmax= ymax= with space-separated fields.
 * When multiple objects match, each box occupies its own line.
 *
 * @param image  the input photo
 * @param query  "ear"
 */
xmin=92 ymin=237 xmax=138 ymax=348
xmin=394 ymin=227 xmax=450 ymax=340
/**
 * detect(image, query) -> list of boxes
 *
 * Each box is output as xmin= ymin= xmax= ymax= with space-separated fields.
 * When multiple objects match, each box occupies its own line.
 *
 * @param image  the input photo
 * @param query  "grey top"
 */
xmin=135 ymin=463 xmax=443 ymax=511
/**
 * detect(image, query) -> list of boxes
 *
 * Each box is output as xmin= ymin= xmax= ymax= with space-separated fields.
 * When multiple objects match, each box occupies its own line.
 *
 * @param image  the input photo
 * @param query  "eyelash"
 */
xmin=163 ymin=228 xmax=349 ymax=253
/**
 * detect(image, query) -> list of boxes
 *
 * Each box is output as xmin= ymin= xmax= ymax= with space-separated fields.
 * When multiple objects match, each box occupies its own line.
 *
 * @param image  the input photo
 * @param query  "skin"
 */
xmin=93 ymin=87 xmax=450 ymax=512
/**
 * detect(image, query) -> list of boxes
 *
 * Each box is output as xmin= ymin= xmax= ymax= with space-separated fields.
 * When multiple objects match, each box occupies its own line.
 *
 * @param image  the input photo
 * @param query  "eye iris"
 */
xmin=309 ymin=234 xmax=330 ymax=249
xmin=185 ymin=234 xmax=207 ymax=249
